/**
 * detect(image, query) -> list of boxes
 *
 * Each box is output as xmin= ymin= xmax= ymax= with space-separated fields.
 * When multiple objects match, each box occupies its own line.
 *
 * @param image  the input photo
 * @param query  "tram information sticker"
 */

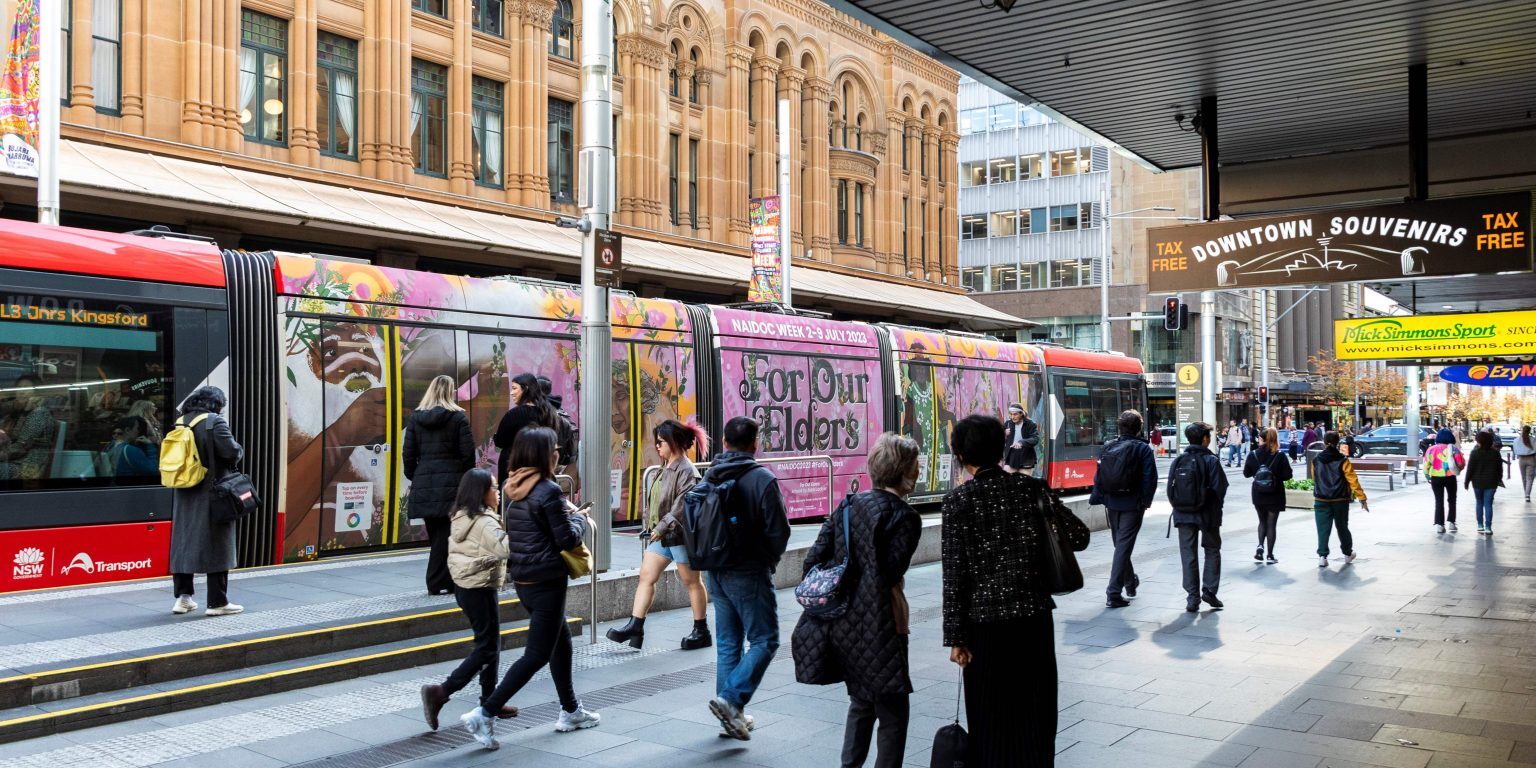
xmin=335 ymin=483 xmax=374 ymax=534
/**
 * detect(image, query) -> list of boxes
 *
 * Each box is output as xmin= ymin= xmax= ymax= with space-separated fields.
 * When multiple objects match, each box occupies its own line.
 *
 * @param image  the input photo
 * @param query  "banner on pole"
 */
xmin=0 ymin=0 xmax=38 ymax=177
xmin=748 ymin=196 xmax=782 ymax=304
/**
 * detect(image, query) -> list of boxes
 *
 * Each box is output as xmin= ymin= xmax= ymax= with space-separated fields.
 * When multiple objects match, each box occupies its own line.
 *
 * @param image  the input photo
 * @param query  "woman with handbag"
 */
xmin=606 ymin=419 xmax=712 ymax=650
xmin=792 ymin=433 xmax=923 ymax=768
xmin=460 ymin=427 xmax=599 ymax=749
xmin=1244 ymin=428 xmax=1293 ymax=564
xmin=403 ymin=375 xmax=477 ymax=596
xmin=168 ymin=386 xmax=245 ymax=617
xmin=942 ymin=415 xmax=1088 ymax=767
xmin=419 ymin=469 xmax=520 ymax=730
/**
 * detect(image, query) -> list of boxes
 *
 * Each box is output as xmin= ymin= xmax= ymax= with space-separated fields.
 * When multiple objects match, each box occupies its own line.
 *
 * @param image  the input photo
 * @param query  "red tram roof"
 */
xmin=0 ymin=219 xmax=224 ymax=287
xmin=1036 ymin=345 xmax=1145 ymax=375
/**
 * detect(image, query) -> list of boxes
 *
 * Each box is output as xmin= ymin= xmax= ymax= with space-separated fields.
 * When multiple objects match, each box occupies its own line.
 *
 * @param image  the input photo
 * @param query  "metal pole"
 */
xmin=777 ymin=98 xmax=793 ymax=309
xmin=1405 ymin=365 xmax=1421 ymax=457
xmin=1260 ymin=290 xmax=1269 ymax=429
xmin=579 ymin=0 xmax=613 ymax=574
xmin=1200 ymin=290 xmax=1217 ymax=427
xmin=37 ymin=0 xmax=61 ymax=225
xmin=1099 ymin=184 xmax=1110 ymax=351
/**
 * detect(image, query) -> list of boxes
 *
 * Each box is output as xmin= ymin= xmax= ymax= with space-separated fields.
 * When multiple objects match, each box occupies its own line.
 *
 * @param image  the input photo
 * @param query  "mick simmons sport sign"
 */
xmin=1147 ymin=192 xmax=1532 ymax=293
xmin=1334 ymin=310 xmax=1536 ymax=362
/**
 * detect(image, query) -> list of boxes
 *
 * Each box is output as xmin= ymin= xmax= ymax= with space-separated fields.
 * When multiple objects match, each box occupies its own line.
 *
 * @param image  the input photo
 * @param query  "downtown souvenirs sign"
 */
xmin=1146 ymin=192 xmax=1532 ymax=292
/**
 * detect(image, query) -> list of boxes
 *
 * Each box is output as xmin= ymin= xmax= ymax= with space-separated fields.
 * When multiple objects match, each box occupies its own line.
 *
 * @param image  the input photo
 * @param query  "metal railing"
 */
xmin=554 ymin=474 xmax=601 ymax=644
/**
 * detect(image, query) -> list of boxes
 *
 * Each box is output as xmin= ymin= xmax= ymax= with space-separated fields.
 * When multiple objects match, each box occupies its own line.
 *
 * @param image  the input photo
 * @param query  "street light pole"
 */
xmin=578 ymin=0 xmax=614 ymax=569
xmin=1099 ymin=185 xmax=1110 ymax=350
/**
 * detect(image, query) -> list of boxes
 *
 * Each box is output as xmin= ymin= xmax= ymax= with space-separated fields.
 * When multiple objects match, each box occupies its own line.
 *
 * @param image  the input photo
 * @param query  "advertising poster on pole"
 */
xmin=748 ymin=196 xmax=783 ymax=304
xmin=0 ymin=0 xmax=38 ymax=177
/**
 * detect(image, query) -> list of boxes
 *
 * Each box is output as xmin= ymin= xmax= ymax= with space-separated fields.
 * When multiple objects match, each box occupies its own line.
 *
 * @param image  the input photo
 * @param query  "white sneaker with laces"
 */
xmin=556 ymin=704 xmax=601 ymax=732
xmin=1435 ymin=524 xmax=1445 ymax=534
xmin=172 ymin=596 xmax=197 ymax=615
xmin=205 ymin=603 xmax=244 ymax=616
xmin=1449 ymin=522 xmax=1458 ymax=532
xmin=719 ymin=713 xmax=756 ymax=738
xmin=460 ymin=708 xmax=498 ymax=749
xmin=1318 ymin=556 xmax=1328 ymax=568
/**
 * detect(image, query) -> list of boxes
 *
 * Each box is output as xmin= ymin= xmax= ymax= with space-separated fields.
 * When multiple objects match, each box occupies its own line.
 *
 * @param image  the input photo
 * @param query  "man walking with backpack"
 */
xmin=685 ymin=417 xmax=789 ymax=741
xmin=1313 ymin=431 xmax=1368 ymax=567
xmin=1090 ymin=410 xmax=1158 ymax=608
xmin=1168 ymin=422 xmax=1229 ymax=613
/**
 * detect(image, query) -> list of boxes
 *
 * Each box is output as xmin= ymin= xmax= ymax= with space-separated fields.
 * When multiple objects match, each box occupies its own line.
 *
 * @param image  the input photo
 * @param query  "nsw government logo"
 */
xmin=12 ymin=547 xmax=46 ymax=580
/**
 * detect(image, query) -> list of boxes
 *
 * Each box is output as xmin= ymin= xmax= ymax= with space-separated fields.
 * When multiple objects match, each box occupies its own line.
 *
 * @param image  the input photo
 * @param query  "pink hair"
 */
xmin=656 ymin=418 xmax=711 ymax=458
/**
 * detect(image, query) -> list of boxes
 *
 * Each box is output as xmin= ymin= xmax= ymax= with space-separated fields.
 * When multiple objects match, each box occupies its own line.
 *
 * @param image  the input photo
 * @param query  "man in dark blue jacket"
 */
xmin=1090 ymin=410 xmax=1158 ymax=608
xmin=1169 ymin=422 xmax=1230 ymax=613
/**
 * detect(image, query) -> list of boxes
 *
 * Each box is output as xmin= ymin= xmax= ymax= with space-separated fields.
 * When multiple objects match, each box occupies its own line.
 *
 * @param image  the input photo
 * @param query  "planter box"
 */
xmin=1284 ymin=489 xmax=1315 ymax=510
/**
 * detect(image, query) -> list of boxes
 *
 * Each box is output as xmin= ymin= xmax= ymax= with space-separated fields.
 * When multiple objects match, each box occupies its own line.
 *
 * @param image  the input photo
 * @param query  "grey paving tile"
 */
xmin=1116 ymin=728 xmax=1258 ymax=767
xmin=1309 ymin=716 xmax=1387 ymax=741
xmin=1238 ymin=748 xmax=1324 ymax=768
xmin=1056 ymin=718 xmax=1134 ymax=745
xmin=1370 ymin=724 xmax=1513 ymax=761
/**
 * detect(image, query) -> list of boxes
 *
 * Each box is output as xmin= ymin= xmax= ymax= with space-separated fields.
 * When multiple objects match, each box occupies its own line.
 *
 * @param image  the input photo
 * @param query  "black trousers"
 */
xmin=483 ymin=579 xmax=577 ymax=714
xmin=1177 ymin=521 xmax=1222 ymax=599
xmin=1255 ymin=507 xmax=1281 ymax=555
xmin=842 ymin=692 xmax=909 ymax=768
xmin=172 ymin=571 xmax=229 ymax=608
xmin=424 ymin=516 xmax=454 ymax=594
xmin=443 ymin=586 xmax=500 ymax=703
xmin=1104 ymin=506 xmax=1144 ymax=598
xmin=964 ymin=612 xmax=1056 ymax=767
xmin=1430 ymin=477 xmax=1458 ymax=525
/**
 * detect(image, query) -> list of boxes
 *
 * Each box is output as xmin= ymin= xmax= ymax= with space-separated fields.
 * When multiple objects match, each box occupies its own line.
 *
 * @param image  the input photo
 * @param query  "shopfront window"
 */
xmin=0 ymin=297 xmax=174 ymax=491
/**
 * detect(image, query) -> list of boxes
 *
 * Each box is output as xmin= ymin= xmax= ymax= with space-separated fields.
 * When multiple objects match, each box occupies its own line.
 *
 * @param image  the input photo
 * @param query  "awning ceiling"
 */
xmin=826 ymin=0 xmax=1536 ymax=172
xmin=5 ymin=140 xmax=1027 ymax=330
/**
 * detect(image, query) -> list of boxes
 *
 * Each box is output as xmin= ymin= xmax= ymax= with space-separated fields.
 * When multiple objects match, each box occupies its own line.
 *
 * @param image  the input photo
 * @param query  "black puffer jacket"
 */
xmin=403 ymin=407 xmax=475 ymax=520
xmin=792 ymin=490 xmax=923 ymax=699
xmin=1244 ymin=445 xmax=1293 ymax=511
xmin=502 ymin=472 xmax=586 ymax=582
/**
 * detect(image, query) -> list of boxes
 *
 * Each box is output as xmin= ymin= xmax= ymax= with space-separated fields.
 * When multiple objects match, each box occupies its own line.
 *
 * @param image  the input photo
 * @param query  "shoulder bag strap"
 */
xmin=839 ymin=499 xmax=852 ymax=567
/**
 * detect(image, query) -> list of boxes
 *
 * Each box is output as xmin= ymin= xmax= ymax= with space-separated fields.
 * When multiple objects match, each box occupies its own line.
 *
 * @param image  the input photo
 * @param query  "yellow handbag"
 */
xmin=560 ymin=540 xmax=593 ymax=579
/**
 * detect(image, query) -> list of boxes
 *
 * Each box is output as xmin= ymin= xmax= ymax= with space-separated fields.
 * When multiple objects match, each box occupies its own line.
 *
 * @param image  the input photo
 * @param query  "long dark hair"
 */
xmin=654 ymin=418 xmax=710 ymax=458
xmin=179 ymin=386 xmax=227 ymax=417
xmin=512 ymin=372 xmax=557 ymax=428
xmin=508 ymin=426 xmax=558 ymax=481
xmin=453 ymin=468 xmax=496 ymax=516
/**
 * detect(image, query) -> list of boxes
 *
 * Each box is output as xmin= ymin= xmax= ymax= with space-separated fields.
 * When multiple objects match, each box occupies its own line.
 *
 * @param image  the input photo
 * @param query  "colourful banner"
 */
xmin=1334 ymin=309 xmax=1536 ymax=361
xmin=1440 ymin=363 xmax=1536 ymax=387
xmin=0 ymin=0 xmax=39 ymax=177
xmin=748 ymin=196 xmax=782 ymax=304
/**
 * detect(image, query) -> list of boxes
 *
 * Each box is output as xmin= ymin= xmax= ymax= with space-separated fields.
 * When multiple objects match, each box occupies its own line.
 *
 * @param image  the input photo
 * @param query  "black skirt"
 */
xmin=964 ymin=611 xmax=1057 ymax=767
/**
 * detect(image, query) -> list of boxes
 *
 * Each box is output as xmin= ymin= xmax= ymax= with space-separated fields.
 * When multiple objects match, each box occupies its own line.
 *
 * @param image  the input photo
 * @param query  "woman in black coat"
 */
xmin=404 ymin=375 xmax=476 ymax=596
xmin=793 ymin=434 xmax=924 ymax=768
xmin=492 ymin=372 xmax=557 ymax=488
xmin=1243 ymin=427 xmax=1293 ymax=564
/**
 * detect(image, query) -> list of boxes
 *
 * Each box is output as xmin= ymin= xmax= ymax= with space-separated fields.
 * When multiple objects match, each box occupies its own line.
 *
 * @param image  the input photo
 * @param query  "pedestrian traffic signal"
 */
xmin=1163 ymin=296 xmax=1187 ymax=331
xmin=1258 ymin=386 xmax=1269 ymax=403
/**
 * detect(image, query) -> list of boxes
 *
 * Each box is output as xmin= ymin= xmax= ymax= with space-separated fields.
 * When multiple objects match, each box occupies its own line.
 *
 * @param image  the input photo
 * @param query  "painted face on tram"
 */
xmin=320 ymin=323 xmax=383 ymax=393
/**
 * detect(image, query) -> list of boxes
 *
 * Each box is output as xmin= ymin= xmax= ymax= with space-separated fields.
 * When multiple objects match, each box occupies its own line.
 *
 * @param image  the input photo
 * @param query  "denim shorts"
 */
xmin=645 ymin=538 xmax=689 ymax=564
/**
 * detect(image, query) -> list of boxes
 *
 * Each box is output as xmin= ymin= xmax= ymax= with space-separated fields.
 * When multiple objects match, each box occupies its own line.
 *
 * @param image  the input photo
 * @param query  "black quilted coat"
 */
xmin=403 ymin=407 xmax=475 ymax=520
xmin=792 ymin=490 xmax=923 ymax=700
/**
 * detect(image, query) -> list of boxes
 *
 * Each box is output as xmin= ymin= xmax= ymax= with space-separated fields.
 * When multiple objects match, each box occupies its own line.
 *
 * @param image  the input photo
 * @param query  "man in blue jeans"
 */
xmin=695 ymin=417 xmax=789 ymax=741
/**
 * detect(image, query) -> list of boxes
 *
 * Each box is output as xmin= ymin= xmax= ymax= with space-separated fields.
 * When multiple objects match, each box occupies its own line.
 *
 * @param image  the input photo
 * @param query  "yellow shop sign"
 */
xmin=1334 ymin=310 xmax=1536 ymax=361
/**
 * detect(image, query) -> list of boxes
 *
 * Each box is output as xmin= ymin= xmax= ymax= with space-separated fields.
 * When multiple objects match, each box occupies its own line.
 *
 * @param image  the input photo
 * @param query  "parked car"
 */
xmin=1353 ymin=425 xmax=1434 ymax=455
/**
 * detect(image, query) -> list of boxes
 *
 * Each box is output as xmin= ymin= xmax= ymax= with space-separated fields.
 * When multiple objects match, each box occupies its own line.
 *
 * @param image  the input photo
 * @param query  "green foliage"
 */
xmin=1283 ymin=478 xmax=1314 ymax=491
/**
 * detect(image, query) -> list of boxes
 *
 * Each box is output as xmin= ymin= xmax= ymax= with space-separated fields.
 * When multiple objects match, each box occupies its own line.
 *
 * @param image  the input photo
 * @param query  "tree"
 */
xmin=1306 ymin=351 xmax=1353 ymax=404
xmin=1360 ymin=367 xmax=1405 ymax=410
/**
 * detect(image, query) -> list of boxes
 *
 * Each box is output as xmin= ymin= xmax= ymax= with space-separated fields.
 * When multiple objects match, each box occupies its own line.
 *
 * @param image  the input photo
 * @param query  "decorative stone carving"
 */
xmin=515 ymin=0 xmax=556 ymax=30
xmin=617 ymin=34 xmax=669 ymax=67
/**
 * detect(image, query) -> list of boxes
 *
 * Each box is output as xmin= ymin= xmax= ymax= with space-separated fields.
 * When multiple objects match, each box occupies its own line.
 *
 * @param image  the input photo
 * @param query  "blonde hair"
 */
xmin=1262 ymin=427 xmax=1279 ymax=453
xmin=868 ymin=432 xmax=921 ymax=492
xmin=416 ymin=375 xmax=464 ymax=412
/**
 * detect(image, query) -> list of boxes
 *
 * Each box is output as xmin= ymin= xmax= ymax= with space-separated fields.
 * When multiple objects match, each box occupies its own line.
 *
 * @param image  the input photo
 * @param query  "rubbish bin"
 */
xmin=1304 ymin=441 xmax=1324 ymax=480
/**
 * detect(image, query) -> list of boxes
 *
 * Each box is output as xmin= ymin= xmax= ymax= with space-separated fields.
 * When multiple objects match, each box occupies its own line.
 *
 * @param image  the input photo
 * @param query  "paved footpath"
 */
xmin=6 ymin=478 xmax=1536 ymax=767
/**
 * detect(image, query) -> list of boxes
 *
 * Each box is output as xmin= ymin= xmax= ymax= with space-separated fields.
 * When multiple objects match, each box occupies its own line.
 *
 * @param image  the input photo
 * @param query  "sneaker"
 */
xmin=1318 ymin=556 xmax=1328 ymax=568
xmin=1448 ymin=522 xmax=1458 ymax=532
xmin=460 ymin=708 xmax=498 ymax=749
xmin=718 ymin=713 xmax=756 ymax=738
xmin=1254 ymin=547 xmax=1264 ymax=562
xmin=172 ymin=596 xmax=197 ymax=615
xmin=205 ymin=603 xmax=244 ymax=616
xmin=1266 ymin=554 xmax=1278 ymax=564
xmin=1435 ymin=524 xmax=1445 ymax=534
xmin=710 ymin=696 xmax=751 ymax=741
xmin=1484 ymin=528 xmax=1493 ymax=536
xmin=555 ymin=703 xmax=601 ymax=732
xmin=1345 ymin=552 xmax=1357 ymax=564
xmin=1477 ymin=525 xmax=1487 ymax=533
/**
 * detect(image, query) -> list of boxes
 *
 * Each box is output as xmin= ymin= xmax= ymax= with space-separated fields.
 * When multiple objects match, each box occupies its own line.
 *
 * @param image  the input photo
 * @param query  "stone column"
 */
xmin=802 ymin=76 xmax=831 ymax=255
xmin=513 ymin=0 xmax=555 ymax=205
xmin=216 ymin=0 xmax=240 ymax=151
xmin=778 ymin=67 xmax=803 ymax=253
xmin=67 ymin=0 xmax=95 ymax=122
xmin=923 ymin=126 xmax=940 ymax=280
xmin=360 ymin=0 xmax=410 ymax=180
xmin=750 ymin=55 xmax=779 ymax=198
xmin=447 ymin=0 xmax=474 ymax=193
xmin=121 ymin=0 xmax=144 ymax=133
xmin=616 ymin=33 xmax=665 ymax=228
xmin=694 ymin=68 xmax=716 ymax=234
xmin=723 ymin=43 xmax=752 ymax=241
xmin=289 ymin=0 xmax=320 ymax=164
xmin=941 ymin=131 xmax=960 ymax=284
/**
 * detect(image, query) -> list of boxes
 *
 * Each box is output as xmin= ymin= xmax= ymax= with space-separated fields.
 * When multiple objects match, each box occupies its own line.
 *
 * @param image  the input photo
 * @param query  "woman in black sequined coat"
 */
xmin=942 ymin=415 xmax=1090 ymax=767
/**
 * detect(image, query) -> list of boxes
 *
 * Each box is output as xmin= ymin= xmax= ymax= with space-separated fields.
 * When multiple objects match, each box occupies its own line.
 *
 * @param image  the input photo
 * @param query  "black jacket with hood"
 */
xmin=502 ymin=468 xmax=587 ymax=582
xmin=403 ymin=407 xmax=476 ymax=520
xmin=703 ymin=451 xmax=790 ymax=572
xmin=1169 ymin=445 xmax=1229 ymax=526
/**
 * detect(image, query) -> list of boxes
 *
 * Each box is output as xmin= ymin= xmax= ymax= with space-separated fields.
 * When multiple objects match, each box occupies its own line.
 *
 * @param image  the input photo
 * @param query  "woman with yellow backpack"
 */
xmin=162 ymin=386 xmax=245 ymax=616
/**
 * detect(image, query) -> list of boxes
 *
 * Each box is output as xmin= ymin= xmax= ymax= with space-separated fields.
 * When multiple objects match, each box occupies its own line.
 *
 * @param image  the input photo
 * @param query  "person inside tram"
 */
xmin=105 ymin=416 xmax=160 ymax=479
xmin=1 ymin=375 xmax=58 ymax=483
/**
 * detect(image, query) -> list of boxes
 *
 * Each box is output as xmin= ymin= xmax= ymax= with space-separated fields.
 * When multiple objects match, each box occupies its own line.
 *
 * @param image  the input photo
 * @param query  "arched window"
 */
xmin=840 ymin=83 xmax=851 ymax=147
xmin=550 ymin=0 xmax=573 ymax=59
xmin=669 ymin=42 xmax=681 ymax=97
xmin=855 ymin=114 xmax=865 ymax=151
xmin=689 ymin=49 xmax=700 ymax=104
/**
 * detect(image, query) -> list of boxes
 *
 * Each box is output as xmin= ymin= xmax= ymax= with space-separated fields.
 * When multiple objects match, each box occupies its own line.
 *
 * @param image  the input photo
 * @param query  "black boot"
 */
xmin=606 ymin=616 xmax=645 ymax=648
xmin=681 ymin=619 xmax=712 ymax=650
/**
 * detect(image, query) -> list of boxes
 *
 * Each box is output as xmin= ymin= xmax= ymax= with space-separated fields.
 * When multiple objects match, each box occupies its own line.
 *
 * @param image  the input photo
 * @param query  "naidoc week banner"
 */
xmin=748 ymin=196 xmax=783 ymax=303
xmin=0 ymin=0 xmax=39 ymax=177
xmin=1333 ymin=309 xmax=1536 ymax=362
xmin=1146 ymin=192 xmax=1532 ymax=292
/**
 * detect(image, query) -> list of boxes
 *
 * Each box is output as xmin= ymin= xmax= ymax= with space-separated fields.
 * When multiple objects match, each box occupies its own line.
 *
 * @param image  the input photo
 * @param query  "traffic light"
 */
xmin=1163 ymin=296 xmax=1187 ymax=331
xmin=1258 ymin=386 xmax=1269 ymax=403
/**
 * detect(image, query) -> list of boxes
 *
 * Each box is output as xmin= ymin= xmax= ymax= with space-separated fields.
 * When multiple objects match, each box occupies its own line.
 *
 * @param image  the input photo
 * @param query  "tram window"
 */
xmin=1058 ymin=377 xmax=1119 ymax=448
xmin=0 ymin=297 xmax=172 ymax=491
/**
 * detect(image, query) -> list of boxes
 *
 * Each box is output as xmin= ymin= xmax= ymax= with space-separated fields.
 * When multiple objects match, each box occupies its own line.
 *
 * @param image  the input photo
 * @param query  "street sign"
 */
xmin=1334 ymin=309 xmax=1536 ymax=361
xmin=1146 ymin=191 xmax=1532 ymax=292
xmin=1175 ymin=362 xmax=1201 ymax=446
xmin=593 ymin=229 xmax=622 ymax=288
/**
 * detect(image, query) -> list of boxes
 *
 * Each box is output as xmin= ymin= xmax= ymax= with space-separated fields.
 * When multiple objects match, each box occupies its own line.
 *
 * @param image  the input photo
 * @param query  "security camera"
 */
xmin=554 ymin=216 xmax=592 ymax=233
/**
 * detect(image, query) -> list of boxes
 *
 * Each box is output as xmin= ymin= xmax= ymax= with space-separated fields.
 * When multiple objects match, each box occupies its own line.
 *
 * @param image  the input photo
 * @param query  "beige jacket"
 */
xmin=448 ymin=507 xmax=509 ymax=589
xmin=650 ymin=456 xmax=701 ymax=541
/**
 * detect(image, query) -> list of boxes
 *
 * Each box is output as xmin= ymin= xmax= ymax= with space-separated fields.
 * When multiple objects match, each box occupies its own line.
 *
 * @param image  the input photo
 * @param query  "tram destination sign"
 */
xmin=1147 ymin=192 xmax=1532 ymax=292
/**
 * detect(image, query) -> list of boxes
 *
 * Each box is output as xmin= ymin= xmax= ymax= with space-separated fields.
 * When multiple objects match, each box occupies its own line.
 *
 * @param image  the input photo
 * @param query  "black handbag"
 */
xmin=930 ymin=670 xmax=968 ymax=768
xmin=1037 ymin=490 xmax=1084 ymax=595
xmin=211 ymin=471 xmax=260 ymax=524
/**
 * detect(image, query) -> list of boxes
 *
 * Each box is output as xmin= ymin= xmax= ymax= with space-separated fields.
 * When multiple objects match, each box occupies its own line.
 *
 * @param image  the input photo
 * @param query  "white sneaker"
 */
xmin=1435 ymin=524 xmax=1446 ymax=534
xmin=1318 ymin=556 xmax=1328 ymax=568
xmin=719 ymin=713 xmax=756 ymax=738
xmin=1449 ymin=522 xmax=1458 ymax=532
xmin=555 ymin=704 xmax=601 ymax=732
xmin=172 ymin=596 xmax=197 ymax=615
xmin=1345 ymin=552 xmax=1357 ymax=564
xmin=460 ymin=708 xmax=498 ymax=749
xmin=205 ymin=603 xmax=244 ymax=616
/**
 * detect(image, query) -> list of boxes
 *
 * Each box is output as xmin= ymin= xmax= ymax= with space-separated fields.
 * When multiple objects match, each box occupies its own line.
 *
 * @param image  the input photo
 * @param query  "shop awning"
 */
xmin=6 ymin=140 xmax=1027 ymax=331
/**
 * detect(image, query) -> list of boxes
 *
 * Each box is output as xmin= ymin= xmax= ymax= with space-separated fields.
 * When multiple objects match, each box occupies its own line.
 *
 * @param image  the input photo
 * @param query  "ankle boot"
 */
xmin=606 ymin=616 xmax=645 ymax=648
xmin=681 ymin=620 xmax=712 ymax=650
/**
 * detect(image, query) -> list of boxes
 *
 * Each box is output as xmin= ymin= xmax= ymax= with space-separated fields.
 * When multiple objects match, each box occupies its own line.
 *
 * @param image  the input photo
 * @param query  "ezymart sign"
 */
xmin=1334 ymin=310 xmax=1536 ymax=362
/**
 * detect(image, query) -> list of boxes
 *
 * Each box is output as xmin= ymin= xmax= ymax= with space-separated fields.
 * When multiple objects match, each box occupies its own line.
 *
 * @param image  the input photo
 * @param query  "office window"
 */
xmin=1049 ymin=204 xmax=1080 ymax=232
xmin=688 ymin=138 xmax=699 ymax=229
xmin=1019 ymin=106 xmax=1049 ymax=126
xmin=1078 ymin=146 xmax=1094 ymax=173
xmin=836 ymin=180 xmax=848 ymax=245
xmin=1050 ymin=149 xmax=1080 ymax=176
xmin=471 ymin=76 xmax=503 ymax=187
xmin=550 ymin=0 xmax=573 ymax=58
xmin=668 ymin=133 xmax=680 ymax=226
xmin=959 ymin=107 xmax=986 ymax=134
xmin=90 ymin=0 xmax=120 ymax=112
xmin=472 ymin=0 xmax=502 ymax=36
xmin=1020 ymin=261 xmax=1046 ymax=290
xmin=961 ymin=268 xmax=983 ymax=291
xmin=316 ymin=33 xmax=357 ymax=159
xmin=960 ymin=162 xmax=986 ymax=187
xmin=854 ymin=183 xmax=865 ymax=246
xmin=413 ymin=0 xmax=446 ymax=16
xmin=1019 ymin=153 xmax=1043 ymax=180
xmin=410 ymin=59 xmax=447 ymax=177
xmin=547 ymin=98 xmax=574 ymax=201
xmin=987 ymin=157 xmax=1016 ymax=184
xmin=960 ymin=214 xmax=987 ymax=240
xmin=1027 ymin=207 xmax=1046 ymax=234
xmin=990 ymin=264 xmax=1019 ymax=291
xmin=990 ymin=210 xmax=1018 ymax=237
xmin=239 ymin=11 xmax=286 ymax=145
xmin=989 ymin=103 xmax=1017 ymax=131
xmin=1079 ymin=202 xmax=1094 ymax=229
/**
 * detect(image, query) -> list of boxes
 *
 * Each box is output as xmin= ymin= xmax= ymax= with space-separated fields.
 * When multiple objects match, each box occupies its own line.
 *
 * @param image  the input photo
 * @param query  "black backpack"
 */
xmin=1095 ymin=439 xmax=1140 ymax=494
xmin=1252 ymin=451 xmax=1280 ymax=494
xmin=553 ymin=410 xmax=578 ymax=467
xmin=1166 ymin=453 xmax=1208 ymax=511
xmin=681 ymin=473 xmax=743 ymax=571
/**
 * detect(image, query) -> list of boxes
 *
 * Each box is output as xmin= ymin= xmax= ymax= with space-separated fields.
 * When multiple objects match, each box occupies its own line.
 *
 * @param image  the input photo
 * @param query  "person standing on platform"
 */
xmin=1090 ymin=410 xmax=1157 ymax=608
xmin=1244 ymin=428 xmax=1293 ymax=564
xmin=1313 ymin=431 xmax=1368 ymax=567
xmin=1002 ymin=403 xmax=1040 ymax=476
xmin=1465 ymin=429 xmax=1505 ymax=535
xmin=168 ymin=386 xmax=245 ymax=617
xmin=1168 ymin=422 xmax=1229 ymax=613
xmin=1423 ymin=429 xmax=1464 ymax=534
xmin=492 ymin=372 xmax=557 ymax=489
xmin=404 ymin=375 xmax=477 ymax=596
